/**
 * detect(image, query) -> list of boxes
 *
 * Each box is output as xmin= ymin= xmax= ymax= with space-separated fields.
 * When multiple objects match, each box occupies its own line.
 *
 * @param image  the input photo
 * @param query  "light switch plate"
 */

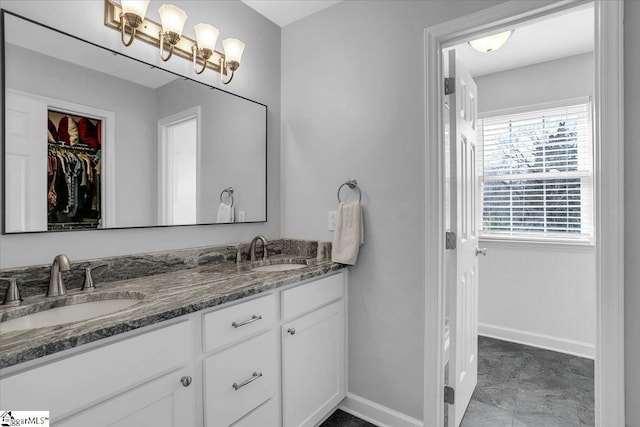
xmin=238 ymin=211 xmax=246 ymax=222
xmin=328 ymin=211 xmax=336 ymax=231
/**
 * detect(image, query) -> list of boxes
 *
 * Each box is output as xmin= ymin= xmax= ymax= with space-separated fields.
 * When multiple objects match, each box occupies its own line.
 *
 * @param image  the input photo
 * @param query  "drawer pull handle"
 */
xmin=287 ymin=327 xmax=296 ymax=335
xmin=180 ymin=376 xmax=192 ymax=387
xmin=232 ymin=372 xmax=263 ymax=390
xmin=232 ymin=315 xmax=262 ymax=328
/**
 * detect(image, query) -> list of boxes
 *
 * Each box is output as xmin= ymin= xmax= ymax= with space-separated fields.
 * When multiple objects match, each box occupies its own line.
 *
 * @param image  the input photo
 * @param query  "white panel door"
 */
xmin=4 ymin=91 xmax=47 ymax=232
xmin=447 ymin=49 xmax=480 ymax=427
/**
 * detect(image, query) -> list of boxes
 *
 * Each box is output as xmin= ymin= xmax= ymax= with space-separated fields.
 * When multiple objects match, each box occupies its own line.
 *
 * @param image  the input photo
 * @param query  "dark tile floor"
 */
xmin=320 ymin=409 xmax=377 ymax=427
xmin=460 ymin=336 xmax=594 ymax=427
xmin=320 ymin=336 xmax=594 ymax=427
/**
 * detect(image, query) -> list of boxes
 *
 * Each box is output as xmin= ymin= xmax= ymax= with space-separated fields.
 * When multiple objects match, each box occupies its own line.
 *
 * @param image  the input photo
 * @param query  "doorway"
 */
xmin=424 ymin=1 xmax=625 ymax=427
xmin=445 ymin=6 xmax=596 ymax=425
xmin=158 ymin=107 xmax=201 ymax=226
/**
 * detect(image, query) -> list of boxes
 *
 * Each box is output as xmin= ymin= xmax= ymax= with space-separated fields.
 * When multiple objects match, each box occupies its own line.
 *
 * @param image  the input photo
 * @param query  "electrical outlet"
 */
xmin=238 ymin=211 xmax=246 ymax=222
xmin=328 ymin=211 xmax=336 ymax=231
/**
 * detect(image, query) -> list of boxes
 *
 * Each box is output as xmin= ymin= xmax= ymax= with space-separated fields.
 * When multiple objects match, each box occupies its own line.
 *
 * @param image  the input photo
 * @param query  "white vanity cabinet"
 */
xmin=201 ymin=294 xmax=278 ymax=427
xmin=0 ymin=320 xmax=196 ymax=426
xmin=281 ymin=274 xmax=346 ymax=427
xmin=0 ymin=271 xmax=347 ymax=427
xmin=200 ymin=272 xmax=346 ymax=427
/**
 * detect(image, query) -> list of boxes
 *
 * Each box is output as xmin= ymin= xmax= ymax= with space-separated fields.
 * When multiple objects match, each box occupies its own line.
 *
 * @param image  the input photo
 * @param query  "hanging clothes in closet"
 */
xmin=47 ymin=110 xmax=102 ymax=230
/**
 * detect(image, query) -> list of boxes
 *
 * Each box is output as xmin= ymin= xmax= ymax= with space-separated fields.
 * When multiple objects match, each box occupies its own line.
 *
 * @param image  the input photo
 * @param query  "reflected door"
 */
xmin=4 ymin=91 xmax=47 ymax=232
xmin=158 ymin=108 xmax=200 ymax=226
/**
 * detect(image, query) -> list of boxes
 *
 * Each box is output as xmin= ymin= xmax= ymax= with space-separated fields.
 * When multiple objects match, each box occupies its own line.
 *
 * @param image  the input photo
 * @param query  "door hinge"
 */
xmin=445 ymin=232 xmax=456 ymax=250
xmin=444 ymin=77 xmax=455 ymax=95
xmin=444 ymin=386 xmax=455 ymax=404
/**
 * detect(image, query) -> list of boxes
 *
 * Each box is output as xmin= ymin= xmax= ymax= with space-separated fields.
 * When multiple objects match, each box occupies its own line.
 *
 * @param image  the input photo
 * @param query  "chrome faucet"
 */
xmin=47 ymin=254 xmax=71 ymax=297
xmin=248 ymin=235 xmax=268 ymax=262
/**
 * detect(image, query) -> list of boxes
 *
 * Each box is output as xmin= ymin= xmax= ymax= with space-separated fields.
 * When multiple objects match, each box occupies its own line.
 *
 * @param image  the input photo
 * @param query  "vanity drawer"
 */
xmin=203 ymin=294 xmax=276 ymax=353
xmin=203 ymin=330 xmax=277 ymax=427
xmin=282 ymin=273 xmax=344 ymax=320
xmin=233 ymin=398 xmax=279 ymax=427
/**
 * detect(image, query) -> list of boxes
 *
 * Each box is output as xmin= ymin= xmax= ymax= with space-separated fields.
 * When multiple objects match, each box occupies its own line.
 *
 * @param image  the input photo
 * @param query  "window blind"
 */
xmin=479 ymin=101 xmax=593 ymax=239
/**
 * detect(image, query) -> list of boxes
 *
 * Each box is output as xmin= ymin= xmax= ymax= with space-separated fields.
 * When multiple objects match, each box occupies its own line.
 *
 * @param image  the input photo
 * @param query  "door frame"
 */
xmin=423 ymin=1 xmax=624 ymax=426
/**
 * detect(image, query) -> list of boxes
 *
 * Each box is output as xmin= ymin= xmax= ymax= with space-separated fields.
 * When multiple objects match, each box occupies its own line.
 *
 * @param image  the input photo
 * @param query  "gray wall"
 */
xmin=0 ymin=0 xmax=281 ymax=268
xmin=5 ymin=43 xmax=158 ymax=227
xmin=281 ymin=0 xmax=502 ymax=418
xmin=155 ymin=79 xmax=267 ymax=223
xmin=625 ymin=1 xmax=640 ymax=425
xmin=475 ymin=52 xmax=594 ymax=112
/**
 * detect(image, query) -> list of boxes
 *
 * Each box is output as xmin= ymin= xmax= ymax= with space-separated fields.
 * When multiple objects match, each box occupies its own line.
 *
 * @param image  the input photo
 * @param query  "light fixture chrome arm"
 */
xmin=159 ymin=31 xmax=179 ymax=62
xmin=192 ymin=46 xmax=212 ymax=75
xmin=219 ymin=58 xmax=236 ymax=85
xmin=120 ymin=13 xmax=141 ymax=47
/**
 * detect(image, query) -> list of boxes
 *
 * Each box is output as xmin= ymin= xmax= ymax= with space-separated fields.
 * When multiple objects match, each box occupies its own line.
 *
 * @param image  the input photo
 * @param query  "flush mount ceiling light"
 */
xmin=468 ymin=30 xmax=513 ymax=53
xmin=104 ymin=0 xmax=245 ymax=84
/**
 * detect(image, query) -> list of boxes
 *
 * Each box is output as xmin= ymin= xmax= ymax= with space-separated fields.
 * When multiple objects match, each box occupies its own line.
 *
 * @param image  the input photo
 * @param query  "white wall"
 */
xmin=624 ymin=1 xmax=640 ymax=425
xmin=281 ymin=0 xmax=502 ymax=419
xmin=474 ymin=53 xmax=596 ymax=357
xmin=478 ymin=242 xmax=596 ymax=357
xmin=476 ymin=53 xmax=594 ymax=112
xmin=0 ymin=0 xmax=281 ymax=268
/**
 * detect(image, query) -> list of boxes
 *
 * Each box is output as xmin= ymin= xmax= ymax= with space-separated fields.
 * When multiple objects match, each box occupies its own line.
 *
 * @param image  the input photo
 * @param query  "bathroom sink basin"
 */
xmin=0 ymin=298 xmax=142 ymax=333
xmin=252 ymin=263 xmax=307 ymax=272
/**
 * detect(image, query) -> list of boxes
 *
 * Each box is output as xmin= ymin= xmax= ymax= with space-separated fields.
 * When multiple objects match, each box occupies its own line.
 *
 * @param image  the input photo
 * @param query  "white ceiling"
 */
xmin=241 ymin=0 xmax=342 ymax=27
xmin=448 ymin=5 xmax=594 ymax=77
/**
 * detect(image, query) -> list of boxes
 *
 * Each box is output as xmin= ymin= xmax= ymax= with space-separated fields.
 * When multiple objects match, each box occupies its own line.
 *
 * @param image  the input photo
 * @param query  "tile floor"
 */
xmin=461 ymin=336 xmax=594 ymax=427
xmin=320 ymin=336 xmax=594 ymax=427
xmin=320 ymin=409 xmax=376 ymax=427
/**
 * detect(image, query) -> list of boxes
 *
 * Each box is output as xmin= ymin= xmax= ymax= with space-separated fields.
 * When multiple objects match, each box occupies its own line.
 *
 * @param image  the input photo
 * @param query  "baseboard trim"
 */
xmin=338 ymin=393 xmax=423 ymax=427
xmin=478 ymin=323 xmax=595 ymax=359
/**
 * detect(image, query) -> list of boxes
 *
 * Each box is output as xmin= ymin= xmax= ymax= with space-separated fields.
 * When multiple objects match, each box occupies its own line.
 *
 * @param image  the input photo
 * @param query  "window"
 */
xmin=479 ymin=99 xmax=593 ymax=241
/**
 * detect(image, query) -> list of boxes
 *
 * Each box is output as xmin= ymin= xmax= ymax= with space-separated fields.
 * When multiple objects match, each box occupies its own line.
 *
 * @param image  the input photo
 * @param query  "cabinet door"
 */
xmin=56 ymin=367 xmax=196 ymax=427
xmin=282 ymin=300 xmax=345 ymax=427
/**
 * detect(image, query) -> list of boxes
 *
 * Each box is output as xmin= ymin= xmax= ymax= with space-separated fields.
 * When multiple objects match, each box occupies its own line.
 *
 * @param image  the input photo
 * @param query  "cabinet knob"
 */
xmin=287 ymin=327 xmax=296 ymax=335
xmin=180 ymin=376 xmax=192 ymax=387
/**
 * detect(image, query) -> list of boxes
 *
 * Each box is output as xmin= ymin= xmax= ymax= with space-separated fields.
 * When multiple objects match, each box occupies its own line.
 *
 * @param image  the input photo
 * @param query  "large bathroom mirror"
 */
xmin=2 ymin=11 xmax=267 ymax=234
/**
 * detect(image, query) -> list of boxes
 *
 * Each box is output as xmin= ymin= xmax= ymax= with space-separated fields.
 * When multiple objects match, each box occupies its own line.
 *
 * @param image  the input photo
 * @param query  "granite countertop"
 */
xmin=0 ymin=255 xmax=346 ymax=369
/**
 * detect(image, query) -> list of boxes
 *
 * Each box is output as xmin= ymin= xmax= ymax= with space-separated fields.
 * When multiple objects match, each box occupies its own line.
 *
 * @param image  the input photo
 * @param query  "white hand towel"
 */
xmin=216 ymin=202 xmax=234 ymax=223
xmin=331 ymin=200 xmax=364 ymax=265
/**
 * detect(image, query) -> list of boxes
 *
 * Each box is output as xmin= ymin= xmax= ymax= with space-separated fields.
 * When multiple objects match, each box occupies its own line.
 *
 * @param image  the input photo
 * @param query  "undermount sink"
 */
xmin=251 ymin=263 xmax=308 ymax=272
xmin=0 ymin=295 xmax=143 ymax=333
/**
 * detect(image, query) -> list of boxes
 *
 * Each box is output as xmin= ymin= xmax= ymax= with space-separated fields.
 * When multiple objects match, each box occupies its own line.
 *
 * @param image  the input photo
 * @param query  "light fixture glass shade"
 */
xmin=158 ymin=4 xmax=188 ymax=36
xmin=121 ymin=0 xmax=150 ymax=19
xmin=194 ymin=23 xmax=219 ymax=52
xmin=468 ymin=30 xmax=512 ymax=53
xmin=222 ymin=38 xmax=245 ymax=65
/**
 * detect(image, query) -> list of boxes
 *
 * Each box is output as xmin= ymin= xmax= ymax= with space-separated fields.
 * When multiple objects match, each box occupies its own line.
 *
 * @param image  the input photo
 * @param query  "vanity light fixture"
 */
xmin=468 ymin=30 xmax=513 ymax=53
xmin=220 ymin=38 xmax=245 ymax=84
xmin=119 ymin=0 xmax=150 ymax=46
xmin=192 ymin=23 xmax=219 ymax=74
xmin=158 ymin=4 xmax=187 ymax=61
xmin=104 ymin=0 xmax=244 ymax=84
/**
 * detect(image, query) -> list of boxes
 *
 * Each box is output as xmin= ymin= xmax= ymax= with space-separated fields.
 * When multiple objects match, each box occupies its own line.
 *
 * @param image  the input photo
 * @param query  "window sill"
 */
xmin=478 ymin=235 xmax=595 ymax=251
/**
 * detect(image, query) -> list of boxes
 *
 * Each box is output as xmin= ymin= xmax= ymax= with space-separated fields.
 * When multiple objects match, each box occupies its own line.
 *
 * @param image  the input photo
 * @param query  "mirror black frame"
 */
xmin=1 ymin=9 xmax=268 ymax=235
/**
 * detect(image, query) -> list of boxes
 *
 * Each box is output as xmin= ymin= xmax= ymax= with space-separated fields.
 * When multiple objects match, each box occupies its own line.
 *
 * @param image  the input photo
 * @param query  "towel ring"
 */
xmin=337 ymin=179 xmax=361 ymax=202
xmin=220 ymin=187 xmax=234 ymax=205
